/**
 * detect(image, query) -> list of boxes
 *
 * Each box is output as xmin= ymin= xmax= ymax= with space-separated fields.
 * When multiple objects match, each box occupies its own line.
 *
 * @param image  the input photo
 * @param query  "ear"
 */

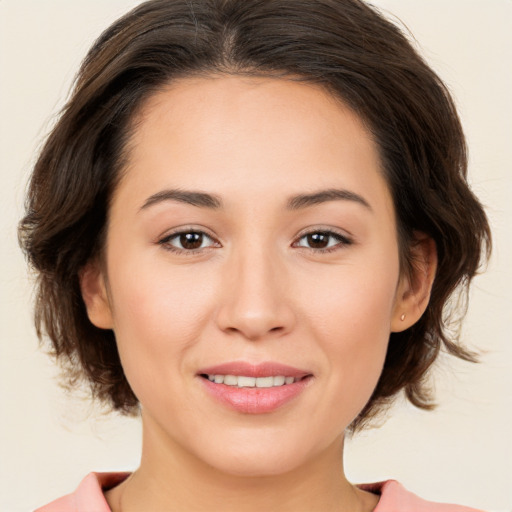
xmin=391 ymin=232 xmax=437 ymax=332
xmin=79 ymin=261 xmax=114 ymax=329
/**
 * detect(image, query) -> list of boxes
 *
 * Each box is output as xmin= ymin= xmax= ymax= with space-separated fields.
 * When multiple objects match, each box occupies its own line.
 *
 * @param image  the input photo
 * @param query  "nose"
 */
xmin=215 ymin=243 xmax=296 ymax=341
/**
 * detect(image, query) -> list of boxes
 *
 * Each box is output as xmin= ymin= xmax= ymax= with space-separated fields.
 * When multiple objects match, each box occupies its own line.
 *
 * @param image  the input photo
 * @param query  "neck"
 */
xmin=106 ymin=414 xmax=378 ymax=512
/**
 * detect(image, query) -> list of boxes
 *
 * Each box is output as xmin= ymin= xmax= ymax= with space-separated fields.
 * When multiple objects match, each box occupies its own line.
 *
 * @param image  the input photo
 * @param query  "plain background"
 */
xmin=1 ymin=1 xmax=511 ymax=511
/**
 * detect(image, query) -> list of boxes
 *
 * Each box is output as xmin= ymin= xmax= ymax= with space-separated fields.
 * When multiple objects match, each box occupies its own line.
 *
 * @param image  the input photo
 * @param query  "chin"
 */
xmin=192 ymin=425 xmax=337 ymax=478
xmin=206 ymin=450 xmax=307 ymax=478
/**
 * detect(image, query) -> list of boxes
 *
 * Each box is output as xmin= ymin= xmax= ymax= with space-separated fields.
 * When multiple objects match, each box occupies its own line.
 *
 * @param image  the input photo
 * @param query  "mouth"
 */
xmin=199 ymin=374 xmax=306 ymax=387
xmin=197 ymin=362 xmax=313 ymax=414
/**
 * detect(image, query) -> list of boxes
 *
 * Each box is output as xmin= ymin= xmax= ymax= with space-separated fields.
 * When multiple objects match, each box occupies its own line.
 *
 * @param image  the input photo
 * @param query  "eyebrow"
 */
xmin=139 ymin=187 xmax=371 ymax=212
xmin=286 ymin=188 xmax=372 ymax=211
xmin=140 ymin=189 xmax=222 ymax=210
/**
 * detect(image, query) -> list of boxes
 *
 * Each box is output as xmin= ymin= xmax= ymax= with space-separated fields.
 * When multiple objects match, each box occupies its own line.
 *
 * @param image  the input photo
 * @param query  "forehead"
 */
xmin=115 ymin=74 xmax=393 ymax=217
xmin=132 ymin=74 xmax=374 ymax=162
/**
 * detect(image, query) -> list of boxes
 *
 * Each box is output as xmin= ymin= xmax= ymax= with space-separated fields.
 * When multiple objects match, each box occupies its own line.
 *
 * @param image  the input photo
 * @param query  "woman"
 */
xmin=18 ymin=0 xmax=491 ymax=510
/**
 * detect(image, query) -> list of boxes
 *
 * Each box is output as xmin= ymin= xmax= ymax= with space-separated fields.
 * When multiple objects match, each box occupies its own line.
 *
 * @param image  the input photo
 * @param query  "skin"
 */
xmin=81 ymin=75 xmax=436 ymax=511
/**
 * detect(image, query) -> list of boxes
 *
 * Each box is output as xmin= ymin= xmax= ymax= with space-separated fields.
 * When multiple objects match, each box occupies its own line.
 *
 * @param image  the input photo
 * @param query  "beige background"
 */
xmin=1 ymin=1 xmax=511 ymax=510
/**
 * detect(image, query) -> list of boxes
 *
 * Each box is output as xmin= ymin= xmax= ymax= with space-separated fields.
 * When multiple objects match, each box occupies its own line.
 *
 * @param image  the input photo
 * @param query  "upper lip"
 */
xmin=197 ymin=361 xmax=311 ymax=378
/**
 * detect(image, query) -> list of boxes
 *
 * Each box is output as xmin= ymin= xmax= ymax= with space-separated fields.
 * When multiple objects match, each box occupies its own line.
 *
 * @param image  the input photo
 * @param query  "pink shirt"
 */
xmin=35 ymin=472 xmax=485 ymax=512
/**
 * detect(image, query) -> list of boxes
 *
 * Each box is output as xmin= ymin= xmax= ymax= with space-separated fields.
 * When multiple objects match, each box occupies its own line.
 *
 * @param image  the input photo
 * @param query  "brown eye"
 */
xmin=160 ymin=230 xmax=217 ymax=252
xmin=179 ymin=232 xmax=204 ymax=249
xmin=295 ymin=230 xmax=352 ymax=251
xmin=306 ymin=232 xmax=330 ymax=249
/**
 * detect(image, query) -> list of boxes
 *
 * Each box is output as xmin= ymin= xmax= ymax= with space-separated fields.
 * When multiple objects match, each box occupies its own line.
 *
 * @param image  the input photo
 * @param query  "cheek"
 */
xmin=304 ymin=256 xmax=398 ymax=337
xmin=105 ymin=249 xmax=219 ymax=393
xmin=109 ymin=243 xmax=215 ymax=330
xmin=301 ymin=258 xmax=399 ymax=405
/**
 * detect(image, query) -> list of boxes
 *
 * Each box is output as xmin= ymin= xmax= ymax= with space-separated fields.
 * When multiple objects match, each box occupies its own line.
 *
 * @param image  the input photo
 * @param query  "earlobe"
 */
xmin=391 ymin=232 xmax=437 ymax=332
xmin=79 ymin=261 xmax=114 ymax=329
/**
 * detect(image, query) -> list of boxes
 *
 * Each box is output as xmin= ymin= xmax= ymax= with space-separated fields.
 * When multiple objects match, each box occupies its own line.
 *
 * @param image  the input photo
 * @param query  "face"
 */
xmin=83 ymin=75 xmax=414 ymax=477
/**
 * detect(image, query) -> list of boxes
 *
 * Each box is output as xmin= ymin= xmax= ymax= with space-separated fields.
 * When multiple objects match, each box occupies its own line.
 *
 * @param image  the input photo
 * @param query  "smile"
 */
xmin=198 ymin=362 xmax=313 ymax=414
xmin=204 ymin=375 xmax=298 ymax=387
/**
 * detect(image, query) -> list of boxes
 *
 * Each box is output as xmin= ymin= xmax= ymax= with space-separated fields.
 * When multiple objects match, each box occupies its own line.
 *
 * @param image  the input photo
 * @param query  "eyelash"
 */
xmin=292 ymin=230 xmax=353 ymax=253
xmin=158 ymin=228 xmax=353 ymax=255
xmin=158 ymin=229 xmax=219 ymax=256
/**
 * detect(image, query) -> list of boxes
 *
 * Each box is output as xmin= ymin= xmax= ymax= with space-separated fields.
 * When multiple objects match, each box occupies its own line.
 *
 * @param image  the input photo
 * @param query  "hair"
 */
xmin=19 ymin=0 xmax=490 ymax=432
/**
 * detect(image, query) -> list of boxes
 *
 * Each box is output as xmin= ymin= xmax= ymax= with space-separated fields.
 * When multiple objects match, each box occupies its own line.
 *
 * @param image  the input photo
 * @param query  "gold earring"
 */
xmin=400 ymin=313 xmax=406 ymax=321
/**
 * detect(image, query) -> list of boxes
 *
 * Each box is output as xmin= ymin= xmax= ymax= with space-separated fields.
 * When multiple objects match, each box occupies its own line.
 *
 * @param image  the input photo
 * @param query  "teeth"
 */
xmin=237 ymin=376 xmax=256 ymax=387
xmin=206 ymin=374 xmax=298 ymax=388
xmin=256 ymin=376 xmax=274 ymax=388
xmin=273 ymin=375 xmax=285 ymax=386
xmin=223 ymin=375 xmax=238 ymax=386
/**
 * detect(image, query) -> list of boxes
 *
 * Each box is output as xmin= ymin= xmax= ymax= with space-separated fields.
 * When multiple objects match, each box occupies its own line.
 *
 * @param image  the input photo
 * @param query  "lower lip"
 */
xmin=200 ymin=377 xmax=312 ymax=414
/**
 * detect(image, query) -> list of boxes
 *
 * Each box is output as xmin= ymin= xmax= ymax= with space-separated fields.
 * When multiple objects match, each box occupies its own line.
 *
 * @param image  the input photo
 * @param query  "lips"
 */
xmin=197 ymin=361 xmax=313 ymax=414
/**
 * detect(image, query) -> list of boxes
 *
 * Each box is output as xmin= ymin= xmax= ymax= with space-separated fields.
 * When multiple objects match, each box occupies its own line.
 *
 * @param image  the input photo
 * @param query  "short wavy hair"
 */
xmin=19 ymin=0 xmax=491 ymax=431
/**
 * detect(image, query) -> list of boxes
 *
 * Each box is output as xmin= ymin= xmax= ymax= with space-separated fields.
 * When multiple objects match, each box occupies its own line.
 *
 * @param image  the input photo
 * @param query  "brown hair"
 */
xmin=19 ymin=0 xmax=491 ymax=431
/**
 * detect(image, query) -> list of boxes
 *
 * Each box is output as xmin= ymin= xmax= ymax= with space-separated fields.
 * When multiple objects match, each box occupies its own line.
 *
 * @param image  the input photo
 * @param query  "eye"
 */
xmin=159 ymin=230 xmax=219 ymax=253
xmin=294 ymin=230 xmax=352 ymax=252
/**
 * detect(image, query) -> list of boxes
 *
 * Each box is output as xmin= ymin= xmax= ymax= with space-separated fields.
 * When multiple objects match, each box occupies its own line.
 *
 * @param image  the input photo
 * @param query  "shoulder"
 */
xmin=358 ymin=480 xmax=486 ymax=512
xmin=34 ymin=472 xmax=130 ymax=512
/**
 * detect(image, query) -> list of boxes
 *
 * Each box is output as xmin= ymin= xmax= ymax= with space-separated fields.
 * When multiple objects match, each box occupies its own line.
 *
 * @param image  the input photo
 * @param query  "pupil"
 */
xmin=180 ymin=232 xmax=203 ymax=249
xmin=308 ymin=232 xmax=329 ymax=248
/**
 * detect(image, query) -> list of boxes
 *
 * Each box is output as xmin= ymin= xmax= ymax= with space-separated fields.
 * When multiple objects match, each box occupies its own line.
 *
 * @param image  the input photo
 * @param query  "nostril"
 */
xmin=215 ymin=296 xmax=296 ymax=340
